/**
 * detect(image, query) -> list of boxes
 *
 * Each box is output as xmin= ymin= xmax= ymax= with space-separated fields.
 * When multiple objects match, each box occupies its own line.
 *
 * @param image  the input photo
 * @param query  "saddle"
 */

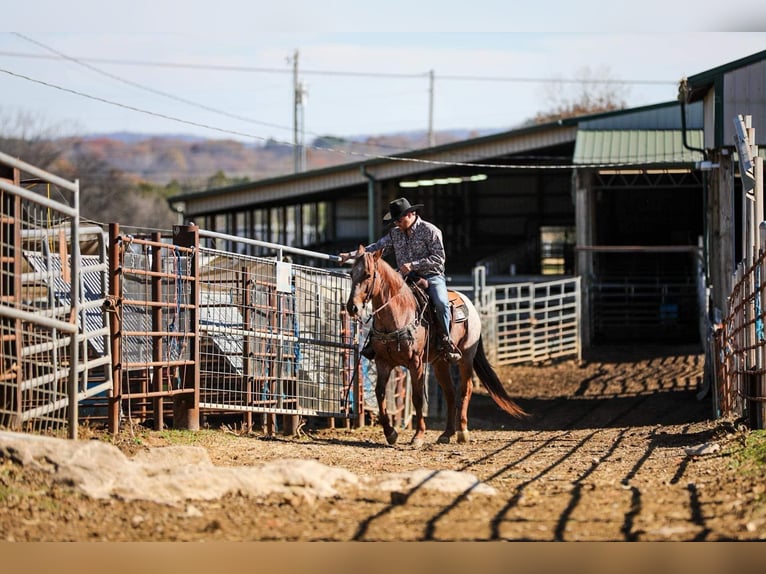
xmin=406 ymin=277 xmax=468 ymax=329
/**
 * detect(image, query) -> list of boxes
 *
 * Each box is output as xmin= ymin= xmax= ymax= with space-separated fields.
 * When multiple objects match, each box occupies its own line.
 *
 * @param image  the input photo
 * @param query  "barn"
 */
xmin=168 ymin=49 xmax=766 ymax=353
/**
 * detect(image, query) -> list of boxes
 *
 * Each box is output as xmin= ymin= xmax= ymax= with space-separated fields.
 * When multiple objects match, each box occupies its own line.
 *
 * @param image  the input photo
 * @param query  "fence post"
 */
xmin=67 ymin=179 xmax=81 ymax=439
xmin=151 ymin=232 xmax=165 ymax=430
xmin=242 ymin=267 xmax=254 ymax=431
xmin=108 ymin=223 xmax=122 ymax=434
xmin=172 ymin=224 xmax=200 ymax=431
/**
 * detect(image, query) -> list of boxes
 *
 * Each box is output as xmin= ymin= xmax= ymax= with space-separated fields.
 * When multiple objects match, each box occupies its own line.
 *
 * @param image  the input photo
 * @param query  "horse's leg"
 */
xmin=455 ymin=357 xmax=475 ymax=444
xmin=409 ymin=361 xmax=427 ymax=448
xmin=375 ymin=362 xmax=398 ymax=445
xmin=432 ymin=361 xmax=457 ymax=444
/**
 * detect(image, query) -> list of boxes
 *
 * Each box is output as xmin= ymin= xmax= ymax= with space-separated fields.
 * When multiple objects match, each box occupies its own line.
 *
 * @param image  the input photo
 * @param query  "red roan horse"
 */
xmin=345 ymin=246 xmax=526 ymax=447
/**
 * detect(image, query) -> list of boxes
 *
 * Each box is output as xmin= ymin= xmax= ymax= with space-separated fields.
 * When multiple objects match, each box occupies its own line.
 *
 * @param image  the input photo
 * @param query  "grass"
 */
xmin=730 ymin=429 xmax=766 ymax=475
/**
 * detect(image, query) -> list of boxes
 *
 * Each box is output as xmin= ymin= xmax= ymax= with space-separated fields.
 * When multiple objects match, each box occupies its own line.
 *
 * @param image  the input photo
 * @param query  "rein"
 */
xmin=362 ymin=259 xmax=421 ymax=349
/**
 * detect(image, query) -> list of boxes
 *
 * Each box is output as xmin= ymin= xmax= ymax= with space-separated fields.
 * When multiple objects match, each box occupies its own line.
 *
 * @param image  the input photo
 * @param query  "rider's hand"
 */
xmin=399 ymin=262 xmax=413 ymax=275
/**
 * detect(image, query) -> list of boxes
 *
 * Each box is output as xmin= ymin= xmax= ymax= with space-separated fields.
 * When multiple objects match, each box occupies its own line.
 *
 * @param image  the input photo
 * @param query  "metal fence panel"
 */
xmin=195 ymin=231 xmax=357 ymax=420
xmin=473 ymin=269 xmax=581 ymax=365
xmin=1 ymin=153 xmax=110 ymax=437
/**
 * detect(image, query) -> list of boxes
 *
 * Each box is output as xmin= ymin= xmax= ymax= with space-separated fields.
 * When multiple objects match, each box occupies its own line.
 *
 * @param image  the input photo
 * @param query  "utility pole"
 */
xmin=428 ymin=69 xmax=435 ymax=147
xmin=291 ymin=49 xmax=306 ymax=173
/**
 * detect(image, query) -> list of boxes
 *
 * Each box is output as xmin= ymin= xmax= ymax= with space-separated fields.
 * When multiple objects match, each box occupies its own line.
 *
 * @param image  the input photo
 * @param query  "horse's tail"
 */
xmin=473 ymin=337 xmax=528 ymax=418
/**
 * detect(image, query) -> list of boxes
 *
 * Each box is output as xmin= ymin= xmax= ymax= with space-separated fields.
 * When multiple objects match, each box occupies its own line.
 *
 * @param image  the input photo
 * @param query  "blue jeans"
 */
xmin=424 ymin=274 xmax=451 ymax=338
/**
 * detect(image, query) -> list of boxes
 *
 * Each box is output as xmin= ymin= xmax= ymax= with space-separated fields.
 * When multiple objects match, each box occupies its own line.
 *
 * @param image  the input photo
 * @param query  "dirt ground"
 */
xmin=2 ymin=344 xmax=765 ymax=542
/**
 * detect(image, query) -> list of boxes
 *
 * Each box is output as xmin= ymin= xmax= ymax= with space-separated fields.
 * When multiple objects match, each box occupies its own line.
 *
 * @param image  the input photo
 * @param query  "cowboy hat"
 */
xmin=382 ymin=197 xmax=424 ymax=222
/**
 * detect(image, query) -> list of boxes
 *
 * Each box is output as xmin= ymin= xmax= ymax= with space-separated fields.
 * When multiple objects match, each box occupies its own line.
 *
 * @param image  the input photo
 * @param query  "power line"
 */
xmin=0 ymin=48 xmax=676 ymax=86
xmin=8 ymin=34 xmax=415 ymax=154
xmin=0 ymin=66 xmax=692 ymax=171
xmin=12 ymin=34 xmax=293 ymax=133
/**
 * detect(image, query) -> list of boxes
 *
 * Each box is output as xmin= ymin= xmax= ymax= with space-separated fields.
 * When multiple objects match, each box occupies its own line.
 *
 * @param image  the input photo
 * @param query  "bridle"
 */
xmin=358 ymin=255 xmax=405 ymax=318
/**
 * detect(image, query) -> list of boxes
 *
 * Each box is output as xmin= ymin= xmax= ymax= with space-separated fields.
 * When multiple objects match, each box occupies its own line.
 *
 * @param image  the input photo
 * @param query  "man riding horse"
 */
xmin=339 ymin=197 xmax=461 ymax=364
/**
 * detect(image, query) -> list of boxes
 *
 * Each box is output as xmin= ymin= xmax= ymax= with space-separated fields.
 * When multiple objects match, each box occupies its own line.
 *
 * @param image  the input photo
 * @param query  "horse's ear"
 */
xmin=358 ymin=244 xmax=366 ymax=253
xmin=372 ymin=250 xmax=383 ymax=261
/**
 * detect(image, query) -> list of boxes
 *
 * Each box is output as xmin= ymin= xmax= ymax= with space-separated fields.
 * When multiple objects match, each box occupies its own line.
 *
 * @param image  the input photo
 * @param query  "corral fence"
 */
xmin=2 ymin=149 xmax=583 ymax=439
xmin=107 ymin=225 xmax=360 ymax=434
xmin=713 ymin=236 xmax=766 ymax=427
xmin=712 ymin=115 xmax=765 ymax=428
xmin=0 ymin=151 xmax=112 ymax=439
xmin=471 ymin=266 xmax=581 ymax=365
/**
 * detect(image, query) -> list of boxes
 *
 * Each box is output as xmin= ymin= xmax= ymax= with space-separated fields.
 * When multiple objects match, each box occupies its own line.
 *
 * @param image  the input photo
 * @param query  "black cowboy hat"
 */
xmin=382 ymin=197 xmax=424 ymax=222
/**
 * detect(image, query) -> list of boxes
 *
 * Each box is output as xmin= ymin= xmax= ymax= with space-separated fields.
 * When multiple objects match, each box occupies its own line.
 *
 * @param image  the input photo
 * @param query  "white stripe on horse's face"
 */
xmin=346 ymin=255 xmax=375 ymax=317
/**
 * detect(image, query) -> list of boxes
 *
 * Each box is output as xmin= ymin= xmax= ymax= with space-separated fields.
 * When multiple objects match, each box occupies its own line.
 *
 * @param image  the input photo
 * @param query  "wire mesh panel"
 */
xmin=476 ymin=274 xmax=581 ymax=365
xmin=714 ymin=253 xmax=766 ymax=427
xmin=24 ymin=232 xmax=113 ymax=421
xmin=0 ymin=155 xmax=85 ymax=435
xmin=196 ymin=246 xmax=356 ymax=418
xmin=109 ymin=227 xmax=197 ymax=431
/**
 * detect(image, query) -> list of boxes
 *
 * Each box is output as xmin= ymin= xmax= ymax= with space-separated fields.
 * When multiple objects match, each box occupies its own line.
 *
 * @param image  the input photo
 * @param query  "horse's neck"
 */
xmin=372 ymin=279 xmax=415 ymax=329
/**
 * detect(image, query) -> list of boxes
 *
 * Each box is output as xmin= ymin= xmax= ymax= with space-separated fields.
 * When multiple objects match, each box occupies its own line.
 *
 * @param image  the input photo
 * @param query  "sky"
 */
xmin=2 ymin=2 xmax=766 ymax=146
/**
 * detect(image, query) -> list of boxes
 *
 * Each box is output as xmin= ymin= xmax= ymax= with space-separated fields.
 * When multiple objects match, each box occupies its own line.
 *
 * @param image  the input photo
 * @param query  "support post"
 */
xmin=108 ymin=223 xmax=122 ymax=434
xmin=172 ymin=224 xmax=200 ymax=431
xmin=151 ymin=232 xmax=164 ymax=430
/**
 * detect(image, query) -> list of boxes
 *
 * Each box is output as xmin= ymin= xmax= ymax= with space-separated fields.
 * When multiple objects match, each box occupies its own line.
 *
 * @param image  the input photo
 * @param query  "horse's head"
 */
xmin=346 ymin=245 xmax=382 ymax=318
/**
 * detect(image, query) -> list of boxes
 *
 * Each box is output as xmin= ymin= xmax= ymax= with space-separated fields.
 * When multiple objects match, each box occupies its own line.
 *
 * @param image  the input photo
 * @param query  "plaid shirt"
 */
xmin=365 ymin=216 xmax=446 ymax=277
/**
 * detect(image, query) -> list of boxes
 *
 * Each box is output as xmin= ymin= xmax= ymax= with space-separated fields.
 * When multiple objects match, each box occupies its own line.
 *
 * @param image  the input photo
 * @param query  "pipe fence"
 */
xmin=107 ymin=225 xmax=361 ymax=434
xmin=0 ymin=151 xmax=111 ymax=439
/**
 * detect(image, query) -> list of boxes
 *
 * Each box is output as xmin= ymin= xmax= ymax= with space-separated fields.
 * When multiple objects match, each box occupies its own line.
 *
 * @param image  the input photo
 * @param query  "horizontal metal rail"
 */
xmin=199 ymin=229 xmax=343 ymax=263
xmin=0 ymin=305 xmax=77 ymax=333
xmin=0 ymin=150 xmax=79 ymax=192
xmin=0 ymin=179 xmax=78 ymax=217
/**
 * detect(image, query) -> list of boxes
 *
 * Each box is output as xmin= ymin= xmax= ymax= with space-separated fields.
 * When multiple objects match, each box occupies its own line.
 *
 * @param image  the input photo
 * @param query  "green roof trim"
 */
xmin=573 ymin=130 xmax=704 ymax=165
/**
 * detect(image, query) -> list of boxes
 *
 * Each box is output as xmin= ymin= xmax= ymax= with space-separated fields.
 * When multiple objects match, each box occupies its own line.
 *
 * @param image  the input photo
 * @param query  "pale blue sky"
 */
xmin=2 ymin=3 xmax=765 ymax=143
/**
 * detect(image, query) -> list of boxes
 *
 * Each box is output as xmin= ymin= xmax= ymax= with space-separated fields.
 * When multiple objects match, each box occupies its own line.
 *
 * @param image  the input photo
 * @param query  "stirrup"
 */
xmin=437 ymin=336 xmax=461 ymax=364
xmin=444 ymin=346 xmax=461 ymax=364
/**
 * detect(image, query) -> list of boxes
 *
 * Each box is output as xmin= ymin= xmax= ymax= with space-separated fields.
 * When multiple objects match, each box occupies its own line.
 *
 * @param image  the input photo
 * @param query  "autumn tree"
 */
xmin=0 ymin=109 xmax=175 ymax=229
xmin=531 ymin=66 xmax=629 ymax=124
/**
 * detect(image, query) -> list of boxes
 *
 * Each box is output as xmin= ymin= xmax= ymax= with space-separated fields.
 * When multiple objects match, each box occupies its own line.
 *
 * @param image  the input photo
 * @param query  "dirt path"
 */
xmin=1 ymin=344 xmax=764 ymax=541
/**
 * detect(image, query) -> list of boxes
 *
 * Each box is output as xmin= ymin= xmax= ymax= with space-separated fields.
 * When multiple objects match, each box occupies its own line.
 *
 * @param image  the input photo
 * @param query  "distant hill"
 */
xmin=58 ymin=127 xmax=505 ymax=187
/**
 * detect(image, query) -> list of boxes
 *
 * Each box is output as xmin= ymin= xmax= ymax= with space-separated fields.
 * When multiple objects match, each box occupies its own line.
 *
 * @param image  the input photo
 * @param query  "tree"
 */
xmin=0 ymin=109 xmax=175 ymax=230
xmin=0 ymin=110 xmax=69 ymax=168
xmin=531 ymin=66 xmax=629 ymax=124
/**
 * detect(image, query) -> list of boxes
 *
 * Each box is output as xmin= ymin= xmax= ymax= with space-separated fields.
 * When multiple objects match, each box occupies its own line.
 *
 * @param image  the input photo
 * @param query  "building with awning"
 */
xmin=168 ymin=49 xmax=766 ymax=348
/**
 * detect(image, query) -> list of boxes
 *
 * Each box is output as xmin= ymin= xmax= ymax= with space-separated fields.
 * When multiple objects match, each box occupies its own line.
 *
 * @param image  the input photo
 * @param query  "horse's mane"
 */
xmin=362 ymin=252 xmax=415 ymax=310
xmin=373 ymin=255 xmax=405 ymax=290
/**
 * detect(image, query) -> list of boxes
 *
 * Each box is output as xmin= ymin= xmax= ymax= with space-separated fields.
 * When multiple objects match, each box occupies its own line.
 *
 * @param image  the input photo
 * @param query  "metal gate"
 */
xmin=0 ymin=151 xmax=112 ymax=437
xmin=473 ymin=267 xmax=581 ymax=365
xmin=107 ymin=225 xmax=360 ymax=432
xmin=196 ymin=230 xmax=357 ymax=421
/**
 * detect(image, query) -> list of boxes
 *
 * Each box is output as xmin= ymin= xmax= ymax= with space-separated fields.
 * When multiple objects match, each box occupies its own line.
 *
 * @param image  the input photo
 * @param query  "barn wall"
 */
xmin=723 ymin=60 xmax=766 ymax=146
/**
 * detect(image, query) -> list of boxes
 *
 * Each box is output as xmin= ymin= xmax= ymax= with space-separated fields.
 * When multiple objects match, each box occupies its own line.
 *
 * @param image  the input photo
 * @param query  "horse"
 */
xmin=345 ymin=245 xmax=527 ymax=447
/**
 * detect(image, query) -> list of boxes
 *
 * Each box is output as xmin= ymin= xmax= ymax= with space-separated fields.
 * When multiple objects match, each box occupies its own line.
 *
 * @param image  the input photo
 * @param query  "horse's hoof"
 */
xmin=457 ymin=430 xmax=471 ymax=444
xmin=385 ymin=429 xmax=398 ymax=445
xmin=410 ymin=435 xmax=425 ymax=449
xmin=436 ymin=433 xmax=453 ymax=444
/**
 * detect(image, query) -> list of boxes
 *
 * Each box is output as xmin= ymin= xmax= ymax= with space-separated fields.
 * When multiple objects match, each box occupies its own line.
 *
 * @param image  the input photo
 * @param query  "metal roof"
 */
xmin=172 ymin=122 xmax=578 ymax=215
xmin=686 ymin=49 xmax=766 ymax=102
xmin=573 ymin=130 xmax=704 ymax=165
xmin=577 ymin=101 xmax=703 ymax=131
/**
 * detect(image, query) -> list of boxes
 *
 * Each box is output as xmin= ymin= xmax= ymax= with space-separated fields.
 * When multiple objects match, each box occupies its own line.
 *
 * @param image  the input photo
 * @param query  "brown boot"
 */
xmin=437 ymin=335 xmax=461 ymax=364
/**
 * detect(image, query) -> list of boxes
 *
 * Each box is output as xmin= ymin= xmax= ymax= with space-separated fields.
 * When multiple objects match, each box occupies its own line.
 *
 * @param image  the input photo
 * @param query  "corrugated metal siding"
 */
xmin=723 ymin=60 xmax=766 ymax=147
xmin=573 ymin=130 xmax=704 ymax=165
